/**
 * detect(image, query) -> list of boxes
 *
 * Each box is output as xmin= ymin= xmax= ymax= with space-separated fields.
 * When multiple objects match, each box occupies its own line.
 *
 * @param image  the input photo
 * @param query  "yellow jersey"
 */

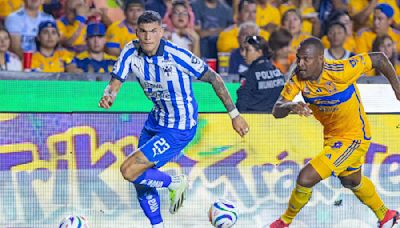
xmin=216 ymin=25 xmax=270 ymax=53
xmin=57 ymin=16 xmax=87 ymax=52
xmin=256 ymin=3 xmax=281 ymax=28
xmin=31 ymin=49 xmax=75 ymax=73
xmin=105 ymin=20 xmax=138 ymax=50
xmin=321 ymin=35 xmax=357 ymax=53
xmin=281 ymin=53 xmax=373 ymax=141
xmin=0 ymin=0 xmax=23 ymax=18
xmin=355 ymin=27 xmax=400 ymax=54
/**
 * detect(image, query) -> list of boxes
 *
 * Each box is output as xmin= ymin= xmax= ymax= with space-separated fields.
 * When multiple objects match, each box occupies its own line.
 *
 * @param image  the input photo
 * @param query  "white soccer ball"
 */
xmin=208 ymin=199 xmax=238 ymax=228
xmin=59 ymin=215 xmax=90 ymax=228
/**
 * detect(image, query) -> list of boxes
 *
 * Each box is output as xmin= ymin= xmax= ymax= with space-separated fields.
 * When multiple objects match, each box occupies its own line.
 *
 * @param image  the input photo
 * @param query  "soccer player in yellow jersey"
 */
xmin=270 ymin=37 xmax=400 ymax=228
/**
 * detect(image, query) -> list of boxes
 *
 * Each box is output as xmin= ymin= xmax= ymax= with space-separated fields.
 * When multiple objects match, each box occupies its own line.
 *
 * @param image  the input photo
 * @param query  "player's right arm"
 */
xmin=99 ymin=42 xmax=134 ymax=109
xmin=272 ymin=96 xmax=312 ymax=118
xmin=98 ymin=78 xmax=122 ymax=109
xmin=272 ymin=74 xmax=312 ymax=118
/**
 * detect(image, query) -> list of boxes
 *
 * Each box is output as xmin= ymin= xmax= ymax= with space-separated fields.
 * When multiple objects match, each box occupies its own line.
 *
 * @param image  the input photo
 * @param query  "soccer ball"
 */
xmin=208 ymin=199 xmax=238 ymax=228
xmin=59 ymin=215 xmax=89 ymax=228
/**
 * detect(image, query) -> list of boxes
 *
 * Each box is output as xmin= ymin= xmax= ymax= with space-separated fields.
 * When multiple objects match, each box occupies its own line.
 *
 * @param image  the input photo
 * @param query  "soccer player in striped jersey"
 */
xmin=270 ymin=37 xmax=400 ymax=228
xmin=98 ymin=11 xmax=249 ymax=228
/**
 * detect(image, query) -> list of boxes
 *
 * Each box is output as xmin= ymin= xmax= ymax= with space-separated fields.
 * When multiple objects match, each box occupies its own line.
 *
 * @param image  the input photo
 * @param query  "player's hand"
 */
xmin=288 ymin=101 xmax=313 ymax=117
xmin=232 ymin=115 xmax=249 ymax=137
xmin=98 ymin=95 xmax=114 ymax=109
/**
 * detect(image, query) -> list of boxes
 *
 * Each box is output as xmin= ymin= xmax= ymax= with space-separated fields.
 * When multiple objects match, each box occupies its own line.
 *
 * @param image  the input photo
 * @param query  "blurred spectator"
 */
xmin=5 ymin=0 xmax=55 ymax=58
xmin=31 ymin=21 xmax=75 ymax=72
xmin=145 ymin=0 xmax=172 ymax=18
xmin=255 ymin=0 xmax=280 ymax=32
xmin=217 ymin=0 xmax=269 ymax=53
xmin=281 ymin=9 xmax=310 ymax=52
xmin=355 ymin=4 xmax=400 ymax=54
xmin=315 ymin=0 xmax=348 ymax=25
xmin=105 ymin=0 xmax=144 ymax=56
xmin=70 ymin=23 xmax=117 ymax=73
xmin=43 ymin=0 xmax=65 ymax=19
xmin=370 ymin=35 xmax=400 ymax=76
xmin=228 ymin=22 xmax=260 ymax=75
xmin=348 ymin=0 xmax=400 ymax=31
xmin=236 ymin=35 xmax=285 ymax=113
xmin=0 ymin=28 xmax=22 ymax=71
xmin=324 ymin=21 xmax=355 ymax=60
xmin=347 ymin=0 xmax=378 ymax=31
xmin=57 ymin=0 xmax=112 ymax=53
xmin=87 ymin=0 xmax=125 ymax=23
xmin=0 ymin=0 xmax=23 ymax=23
xmin=321 ymin=10 xmax=356 ymax=53
xmin=192 ymin=0 xmax=233 ymax=58
xmin=279 ymin=0 xmax=320 ymax=36
xmin=57 ymin=0 xmax=88 ymax=53
xmin=164 ymin=1 xmax=200 ymax=56
xmin=162 ymin=0 xmax=195 ymax=31
xmin=268 ymin=28 xmax=294 ymax=75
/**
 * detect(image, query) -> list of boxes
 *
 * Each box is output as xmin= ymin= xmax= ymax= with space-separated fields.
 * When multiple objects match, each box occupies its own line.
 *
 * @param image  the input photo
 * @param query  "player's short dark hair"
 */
xmin=246 ymin=35 xmax=271 ymax=57
xmin=137 ymin=10 xmax=162 ymax=25
xmin=327 ymin=21 xmax=346 ymax=33
xmin=268 ymin=28 xmax=293 ymax=52
xmin=299 ymin=37 xmax=324 ymax=55
xmin=238 ymin=0 xmax=255 ymax=13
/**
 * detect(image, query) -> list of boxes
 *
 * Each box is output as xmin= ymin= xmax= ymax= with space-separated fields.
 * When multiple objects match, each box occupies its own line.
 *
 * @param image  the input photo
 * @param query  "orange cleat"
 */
xmin=378 ymin=209 xmax=400 ymax=228
xmin=270 ymin=218 xmax=290 ymax=228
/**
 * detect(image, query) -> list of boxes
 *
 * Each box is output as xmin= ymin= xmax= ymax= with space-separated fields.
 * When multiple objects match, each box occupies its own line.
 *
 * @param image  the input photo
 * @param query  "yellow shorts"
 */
xmin=309 ymin=139 xmax=371 ymax=179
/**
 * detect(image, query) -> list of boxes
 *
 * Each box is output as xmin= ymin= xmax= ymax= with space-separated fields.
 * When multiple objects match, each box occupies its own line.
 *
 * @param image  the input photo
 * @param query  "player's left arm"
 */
xmin=369 ymin=52 xmax=400 ymax=100
xmin=200 ymin=68 xmax=250 ymax=137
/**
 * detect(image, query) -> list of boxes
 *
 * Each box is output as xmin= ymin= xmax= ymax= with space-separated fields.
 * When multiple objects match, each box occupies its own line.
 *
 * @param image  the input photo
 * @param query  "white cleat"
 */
xmin=168 ymin=175 xmax=188 ymax=214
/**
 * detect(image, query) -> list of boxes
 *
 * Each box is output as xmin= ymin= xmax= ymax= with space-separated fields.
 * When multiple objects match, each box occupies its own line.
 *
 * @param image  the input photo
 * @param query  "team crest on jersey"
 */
xmin=331 ymin=141 xmax=343 ymax=149
xmin=325 ymin=81 xmax=337 ymax=94
xmin=349 ymin=59 xmax=357 ymax=68
xmin=163 ymin=65 xmax=173 ymax=76
xmin=191 ymin=56 xmax=201 ymax=65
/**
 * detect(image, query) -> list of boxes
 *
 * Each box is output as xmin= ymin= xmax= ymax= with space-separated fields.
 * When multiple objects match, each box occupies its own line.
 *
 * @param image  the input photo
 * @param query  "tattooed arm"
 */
xmin=369 ymin=52 xmax=400 ymax=101
xmin=98 ymin=78 xmax=123 ymax=109
xmin=200 ymin=69 xmax=250 ymax=137
xmin=200 ymin=69 xmax=237 ymax=112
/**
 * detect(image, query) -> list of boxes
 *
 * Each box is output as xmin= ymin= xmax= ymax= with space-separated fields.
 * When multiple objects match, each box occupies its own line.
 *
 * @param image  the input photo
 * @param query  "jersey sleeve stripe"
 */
xmin=113 ymin=46 xmax=135 ymax=80
xmin=164 ymin=41 xmax=191 ymax=58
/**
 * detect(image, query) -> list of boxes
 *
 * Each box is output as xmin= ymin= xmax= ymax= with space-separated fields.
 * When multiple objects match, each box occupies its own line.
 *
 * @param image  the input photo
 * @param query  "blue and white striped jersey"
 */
xmin=111 ymin=39 xmax=209 ymax=130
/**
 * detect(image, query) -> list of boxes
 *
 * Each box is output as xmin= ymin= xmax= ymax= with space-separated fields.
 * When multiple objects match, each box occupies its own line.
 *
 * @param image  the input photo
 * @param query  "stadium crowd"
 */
xmin=0 ymin=0 xmax=399 ymax=76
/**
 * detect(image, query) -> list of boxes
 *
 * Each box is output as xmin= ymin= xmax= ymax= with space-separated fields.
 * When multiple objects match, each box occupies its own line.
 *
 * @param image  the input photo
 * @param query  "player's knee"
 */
xmin=340 ymin=177 xmax=361 ymax=189
xmin=296 ymin=166 xmax=321 ymax=188
xmin=120 ymin=162 xmax=138 ymax=182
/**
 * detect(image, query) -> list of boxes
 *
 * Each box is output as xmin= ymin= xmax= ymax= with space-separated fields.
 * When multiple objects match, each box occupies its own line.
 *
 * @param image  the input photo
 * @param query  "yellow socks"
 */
xmin=351 ymin=176 xmax=388 ymax=221
xmin=281 ymin=184 xmax=313 ymax=224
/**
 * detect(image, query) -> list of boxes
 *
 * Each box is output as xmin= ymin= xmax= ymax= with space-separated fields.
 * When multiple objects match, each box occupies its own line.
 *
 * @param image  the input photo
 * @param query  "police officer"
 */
xmin=236 ymin=35 xmax=285 ymax=113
